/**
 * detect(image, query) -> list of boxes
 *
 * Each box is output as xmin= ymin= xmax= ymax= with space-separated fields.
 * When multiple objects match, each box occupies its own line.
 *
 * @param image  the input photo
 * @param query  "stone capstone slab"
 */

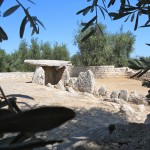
xmin=24 ymin=60 xmax=72 ymax=67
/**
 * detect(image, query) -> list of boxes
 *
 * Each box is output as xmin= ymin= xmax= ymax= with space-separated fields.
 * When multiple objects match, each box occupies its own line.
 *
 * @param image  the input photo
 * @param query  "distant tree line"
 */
xmin=0 ymin=38 xmax=70 ymax=72
xmin=1 ymin=23 xmax=148 ymax=72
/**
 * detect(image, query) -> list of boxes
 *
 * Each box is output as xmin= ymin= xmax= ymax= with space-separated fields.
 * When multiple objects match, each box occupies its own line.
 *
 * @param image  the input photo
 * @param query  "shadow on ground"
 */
xmin=26 ymin=81 xmax=32 ymax=83
xmin=37 ymin=107 xmax=128 ymax=149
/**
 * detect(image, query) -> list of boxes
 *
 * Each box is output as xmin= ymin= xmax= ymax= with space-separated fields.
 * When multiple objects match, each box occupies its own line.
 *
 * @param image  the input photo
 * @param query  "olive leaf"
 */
xmin=81 ymin=28 xmax=95 ymax=42
xmin=0 ymin=0 xmax=4 ymax=6
xmin=0 ymin=27 xmax=8 ymax=42
xmin=81 ymin=16 xmax=97 ymax=32
xmin=76 ymin=6 xmax=92 ymax=16
xmin=3 ymin=5 xmax=20 ymax=17
xmin=20 ymin=16 xmax=28 ymax=38
xmin=134 ymin=12 xmax=139 ymax=30
xmin=108 ymin=0 xmax=116 ymax=8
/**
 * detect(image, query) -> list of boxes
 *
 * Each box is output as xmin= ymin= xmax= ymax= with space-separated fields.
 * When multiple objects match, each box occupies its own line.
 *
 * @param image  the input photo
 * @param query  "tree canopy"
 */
xmin=0 ymin=39 xmax=70 ymax=72
xmin=72 ymin=23 xmax=135 ymax=67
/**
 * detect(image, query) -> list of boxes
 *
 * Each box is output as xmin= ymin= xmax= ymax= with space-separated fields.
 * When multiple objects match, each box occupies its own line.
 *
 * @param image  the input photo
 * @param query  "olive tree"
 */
xmin=73 ymin=23 xmax=135 ymax=67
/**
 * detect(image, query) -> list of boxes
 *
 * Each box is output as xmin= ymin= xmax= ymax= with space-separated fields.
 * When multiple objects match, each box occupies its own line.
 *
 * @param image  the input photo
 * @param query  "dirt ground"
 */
xmin=95 ymin=77 xmax=148 ymax=96
xmin=0 ymin=77 xmax=148 ymax=108
xmin=0 ymin=77 xmax=150 ymax=149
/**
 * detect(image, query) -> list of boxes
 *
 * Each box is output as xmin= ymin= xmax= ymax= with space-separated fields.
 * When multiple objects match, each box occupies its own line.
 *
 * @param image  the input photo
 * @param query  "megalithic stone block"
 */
xmin=24 ymin=60 xmax=72 ymax=85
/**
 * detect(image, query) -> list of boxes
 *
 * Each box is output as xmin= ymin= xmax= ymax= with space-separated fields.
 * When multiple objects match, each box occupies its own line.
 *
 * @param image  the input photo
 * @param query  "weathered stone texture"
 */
xmin=0 ymin=72 xmax=33 ymax=79
xmin=128 ymin=91 xmax=148 ymax=105
xmin=75 ymin=70 xmax=95 ymax=94
xmin=62 ymin=68 xmax=70 ymax=86
xmin=32 ymin=67 xmax=45 ymax=85
xmin=68 ymin=66 xmax=129 ymax=78
xmin=54 ymin=80 xmax=66 ymax=91
xmin=118 ymin=90 xmax=129 ymax=101
xmin=25 ymin=60 xmax=71 ymax=85
xmin=24 ymin=60 xmax=72 ymax=67
xmin=110 ymin=90 xmax=120 ymax=99
xmin=98 ymin=86 xmax=107 ymax=96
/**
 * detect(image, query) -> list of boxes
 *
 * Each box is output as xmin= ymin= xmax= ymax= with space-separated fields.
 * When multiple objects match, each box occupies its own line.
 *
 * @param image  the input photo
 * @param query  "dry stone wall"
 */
xmin=0 ymin=66 xmax=127 ymax=80
xmin=0 ymin=65 xmax=149 ymax=80
xmin=67 ymin=66 xmax=130 ymax=78
xmin=0 ymin=72 xmax=33 ymax=79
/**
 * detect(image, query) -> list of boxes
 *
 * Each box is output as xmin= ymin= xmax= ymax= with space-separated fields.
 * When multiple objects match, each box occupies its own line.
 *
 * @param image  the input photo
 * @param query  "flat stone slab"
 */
xmin=24 ymin=60 xmax=72 ymax=67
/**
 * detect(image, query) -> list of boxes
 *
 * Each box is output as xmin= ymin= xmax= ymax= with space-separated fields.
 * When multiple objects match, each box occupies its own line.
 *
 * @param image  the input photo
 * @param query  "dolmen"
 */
xmin=24 ymin=60 xmax=72 ymax=85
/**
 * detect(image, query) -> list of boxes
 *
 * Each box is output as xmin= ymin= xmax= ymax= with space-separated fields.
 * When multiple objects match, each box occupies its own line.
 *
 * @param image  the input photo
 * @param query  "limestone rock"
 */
xmin=70 ymin=140 xmax=100 ymax=150
xmin=112 ymin=98 xmax=126 ymax=105
xmin=137 ymin=104 xmax=146 ymax=113
xmin=66 ymin=86 xmax=76 ymax=93
xmin=47 ymin=83 xmax=54 ymax=88
xmin=111 ymin=103 xmax=121 ymax=111
xmin=103 ymin=98 xmax=126 ymax=105
xmin=119 ymin=104 xmax=144 ymax=122
xmin=145 ymin=114 xmax=150 ymax=124
xmin=98 ymin=86 xmax=107 ymax=96
xmin=104 ymin=90 xmax=110 ymax=99
xmin=76 ymin=70 xmax=95 ymax=94
xmin=32 ymin=67 xmax=45 ymax=85
xmin=110 ymin=90 xmax=120 ymax=99
xmin=82 ymin=92 xmax=98 ymax=100
xmin=120 ymin=104 xmax=135 ymax=116
xmin=128 ymin=91 xmax=137 ymax=103
xmin=54 ymin=80 xmax=66 ymax=91
xmin=69 ymin=77 xmax=78 ymax=91
xmin=118 ymin=90 xmax=129 ymax=101
xmin=62 ymin=68 xmax=70 ymax=86
xmin=24 ymin=59 xmax=72 ymax=67
xmin=93 ymin=87 xmax=99 ymax=97
xmin=128 ymin=91 xmax=148 ymax=105
xmin=129 ymin=90 xmax=138 ymax=98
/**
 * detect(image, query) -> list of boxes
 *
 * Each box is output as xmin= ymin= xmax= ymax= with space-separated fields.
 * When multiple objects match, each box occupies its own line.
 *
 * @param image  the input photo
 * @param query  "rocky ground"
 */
xmin=0 ymin=77 xmax=150 ymax=150
xmin=95 ymin=77 xmax=148 ymax=96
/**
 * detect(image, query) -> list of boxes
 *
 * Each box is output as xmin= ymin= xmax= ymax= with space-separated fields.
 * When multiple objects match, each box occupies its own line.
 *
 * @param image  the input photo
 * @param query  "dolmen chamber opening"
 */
xmin=24 ymin=60 xmax=72 ymax=85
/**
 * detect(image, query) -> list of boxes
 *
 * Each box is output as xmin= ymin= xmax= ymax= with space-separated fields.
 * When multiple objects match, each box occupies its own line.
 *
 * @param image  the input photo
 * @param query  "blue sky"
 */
xmin=0 ymin=0 xmax=150 ymax=57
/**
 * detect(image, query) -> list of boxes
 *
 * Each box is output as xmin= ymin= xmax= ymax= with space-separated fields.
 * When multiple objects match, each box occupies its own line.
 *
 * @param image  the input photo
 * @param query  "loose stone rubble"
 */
xmin=31 ymin=67 xmax=149 ymax=106
xmin=47 ymin=69 xmax=95 ymax=94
